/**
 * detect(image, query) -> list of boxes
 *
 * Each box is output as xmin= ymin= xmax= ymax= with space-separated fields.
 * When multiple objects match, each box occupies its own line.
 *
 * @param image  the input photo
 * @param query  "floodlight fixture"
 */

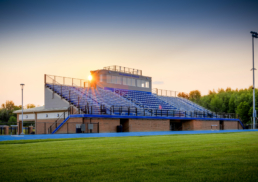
xmin=251 ymin=31 xmax=258 ymax=38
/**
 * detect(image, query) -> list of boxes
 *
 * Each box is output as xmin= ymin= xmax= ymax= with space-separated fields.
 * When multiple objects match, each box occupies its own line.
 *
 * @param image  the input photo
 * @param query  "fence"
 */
xmin=88 ymin=105 xmax=237 ymax=119
xmin=0 ymin=125 xmax=19 ymax=135
xmin=152 ymin=88 xmax=179 ymax=97
xmin=45 ymin=74 xmax=89 ymax=88
xmin=243 ymin=123 xmax=258 ymax=129
xmin=0 ymin=122 xmax=35 ymax=135
xmin=103 ymin=65 xmax=142 ymax=76
xmin=0 ymin=121 xmax=99 ymax=135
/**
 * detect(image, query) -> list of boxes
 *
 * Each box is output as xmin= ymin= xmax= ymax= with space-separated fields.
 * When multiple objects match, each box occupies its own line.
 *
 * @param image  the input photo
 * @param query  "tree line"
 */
xmin=0 ymin=101 xmax=36 ymax=123
xmin=178 ymin=87 xmax=256 ymax=124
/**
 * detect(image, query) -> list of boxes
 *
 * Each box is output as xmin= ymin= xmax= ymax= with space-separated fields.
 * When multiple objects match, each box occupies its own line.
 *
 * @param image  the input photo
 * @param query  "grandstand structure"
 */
xmin=14 ymin=65 xmax=244 ymax=134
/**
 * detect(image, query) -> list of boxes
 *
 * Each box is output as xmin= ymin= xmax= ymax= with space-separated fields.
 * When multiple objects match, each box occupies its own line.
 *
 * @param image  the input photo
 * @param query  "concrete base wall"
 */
xmin=56 ymin=118 xmax=83 ymax=134
xmin=34 ymin=116 xmax=243 ymax=134
xmin=54 ymin=118 xmax=120 ymax=133
xmin=128 ymin=119 xmax=170 ymax=132
xmin=91 ymin=118 xmax=120 ymax=133
xmin=191 ymin=120 xmax=220 ymax=130
xmin=36 ymin=119 xmax=56 ymax=134
xmin=181 ymin=120 xmax=242 ymax=131
xmin=224 ymin=121 xmax=242 ymax=130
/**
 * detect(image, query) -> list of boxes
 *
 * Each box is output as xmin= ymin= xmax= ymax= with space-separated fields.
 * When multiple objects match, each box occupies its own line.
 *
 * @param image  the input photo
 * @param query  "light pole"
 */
xmin=251 ymin=31 xmax=258 ymax=129
xmin=20 ymin=84 xmax=25 ymax=134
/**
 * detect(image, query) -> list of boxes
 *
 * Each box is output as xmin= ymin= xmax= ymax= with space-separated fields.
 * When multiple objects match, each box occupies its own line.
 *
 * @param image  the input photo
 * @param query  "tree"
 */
xmin=218 ymin=92 xmax=231 ymax=113
xmin=217 ymin=88 xmax=225 ymax=93
xmin=177 ymin=92 xmax=189 ymax=99
xmin=210 ymin=96 xmax=223 ymax=112
xmin=236 ymin=101 xmax=251 ymax=123
xmin=228 ymin=95 xmax=236 ymax=113
xmin=26 ymin=104 xmax=36 ymax=109
xmin=1 ymin=100 xmax=15 ymax=111
xmin=0 ymin=108 xmax=10 ymax=123
xmin=226 ymin=87 xmax=232 ymax=92
xmin=8 ymin=116 xmax=17 ymax=124
xmin=0 ymin=101 xmax=27 ymax=122
xmin=208 ymin=89 xmax=216 ymax=95
xmin=189 ymin=90 xmax=201 ymax=103
xmin=13 ymin=105 xmax=22 ymax=111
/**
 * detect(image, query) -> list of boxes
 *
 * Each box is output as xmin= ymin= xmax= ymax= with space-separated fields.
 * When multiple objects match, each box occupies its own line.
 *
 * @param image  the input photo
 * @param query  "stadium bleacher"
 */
xmin=12 ymin=71 xmax=243 ymax=136
xmin=46 ymin=84 xmax=151 ymax=116
xmin=46 ymin=84 xmax=212 ymax=118
xmin=156 ymin=95 xmax=209 ymax=112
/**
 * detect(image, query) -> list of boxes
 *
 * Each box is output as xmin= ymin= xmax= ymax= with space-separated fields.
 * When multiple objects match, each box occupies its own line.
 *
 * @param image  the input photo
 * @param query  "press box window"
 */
xmin=145 ymin=81 xmax=149 ymax=88
xmin=99 ymin=75 xmax=103 ymax=82
xmin=112 ymin=76 xmax=117 ymax=84
xmin=117 ymin=76 xmax=122 ymax=84
xmin=141 ymin=80 xmax=145 ymax=87
xmin=137 ymin=80 xmax=141 ymax=87
xmin=127 ymin=78 xmax=132 ymax=86
xmin=107 ymin=75 xmax=112 ymax=83
xmin=123 ymin=77 xmax=127 ymax=85
xmin=131 ymin=78 xmax=136 ymax=86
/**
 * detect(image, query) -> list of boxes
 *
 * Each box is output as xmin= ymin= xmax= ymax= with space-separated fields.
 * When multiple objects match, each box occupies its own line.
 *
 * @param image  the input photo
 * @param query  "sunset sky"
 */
xmin=0 ymin=0 xmax=258 ymax=106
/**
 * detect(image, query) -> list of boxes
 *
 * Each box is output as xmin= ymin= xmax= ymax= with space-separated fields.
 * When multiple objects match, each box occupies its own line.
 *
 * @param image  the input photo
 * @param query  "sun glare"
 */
xmin=88 ymin=75 xmax=92 ymax=81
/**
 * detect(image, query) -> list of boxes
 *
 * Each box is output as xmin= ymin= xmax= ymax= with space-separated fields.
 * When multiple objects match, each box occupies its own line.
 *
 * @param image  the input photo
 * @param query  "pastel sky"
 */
xmin=0 ymin=0 xmax=258 ymax=106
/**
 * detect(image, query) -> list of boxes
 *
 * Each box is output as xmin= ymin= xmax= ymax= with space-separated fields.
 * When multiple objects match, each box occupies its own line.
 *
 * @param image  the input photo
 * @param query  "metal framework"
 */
xmin=45 ymin=74 xmax=89 ymax=88
xmin=103 ymin=65 xmax=142 ymax=76
xmin=152 ymin=88 xmax=178 ymax=97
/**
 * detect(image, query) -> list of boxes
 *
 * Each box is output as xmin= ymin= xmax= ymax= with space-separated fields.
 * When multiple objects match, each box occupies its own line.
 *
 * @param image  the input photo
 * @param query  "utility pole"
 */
xmin=251 ymin=31 xmax=258 ymax=129
xmin=20 ymin=84 xmax=25 ymax=134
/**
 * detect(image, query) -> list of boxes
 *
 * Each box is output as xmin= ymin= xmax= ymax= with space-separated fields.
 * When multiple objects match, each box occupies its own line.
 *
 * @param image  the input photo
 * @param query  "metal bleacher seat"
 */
xmin=46 ymin=84 xmax=209 ymax=118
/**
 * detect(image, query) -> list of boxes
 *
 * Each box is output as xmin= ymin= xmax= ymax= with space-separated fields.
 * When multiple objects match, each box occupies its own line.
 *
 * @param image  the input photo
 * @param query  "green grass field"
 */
xmin=0 ymin=132 xmax=258 ymax=182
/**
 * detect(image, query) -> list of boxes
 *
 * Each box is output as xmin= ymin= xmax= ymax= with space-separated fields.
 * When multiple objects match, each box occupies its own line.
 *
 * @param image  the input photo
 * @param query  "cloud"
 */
xmin=152 ymin=81 xmax=164 ymax=85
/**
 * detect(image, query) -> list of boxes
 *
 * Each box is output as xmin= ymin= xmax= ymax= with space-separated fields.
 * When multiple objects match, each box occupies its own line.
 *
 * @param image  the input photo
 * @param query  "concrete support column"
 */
xmin=19 ymin=122 xmax=23 ymax=134
xmin=35 ymin=113 xmax=37 ymax=134
xmin=29 ymin=126 xmax=33 ymax=134
xmin=4 ymin=126 xmax=9 ymax=135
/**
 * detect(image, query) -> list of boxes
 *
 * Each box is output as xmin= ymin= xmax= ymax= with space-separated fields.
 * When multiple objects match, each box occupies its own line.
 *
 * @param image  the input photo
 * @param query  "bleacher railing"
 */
xmin=45 ymin=75 xmax=90 ymax=114
xmin=45 ymin=74 xmax=89 ymax=88
xmin=152 ymin=88 xmax=178 ymax=97
xmin=76 ymin=104 xmax=238 ymax=119
xmin=103 ymin=65 xmax=142 ymax=76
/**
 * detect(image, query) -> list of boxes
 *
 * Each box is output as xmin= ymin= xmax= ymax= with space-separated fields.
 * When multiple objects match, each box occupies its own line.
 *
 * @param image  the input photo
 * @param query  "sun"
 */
xmin=88 ymin=75 xmax=92 ymax=81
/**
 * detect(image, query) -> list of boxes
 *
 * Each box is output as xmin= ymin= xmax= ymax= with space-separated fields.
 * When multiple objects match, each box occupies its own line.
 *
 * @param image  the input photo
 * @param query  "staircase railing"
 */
xmin=48 ymin=111 xmax=67 ymax=134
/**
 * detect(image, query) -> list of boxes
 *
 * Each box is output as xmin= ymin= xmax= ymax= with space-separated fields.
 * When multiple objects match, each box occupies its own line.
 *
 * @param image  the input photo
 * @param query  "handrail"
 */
xmin=95 ymin=105 xmax=237 ymax=119
xmin=48 ymin=110 xmax=68 ymax=134
xmin=46 ymin=74 xmax=87 ymax=81
xmin=152 ymin=88 xmax=180 ymax=97
xmin=103 ymin=65 xmax=142 ymax=76
xmin=45 ymin=74 xmax=89 ymax=88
